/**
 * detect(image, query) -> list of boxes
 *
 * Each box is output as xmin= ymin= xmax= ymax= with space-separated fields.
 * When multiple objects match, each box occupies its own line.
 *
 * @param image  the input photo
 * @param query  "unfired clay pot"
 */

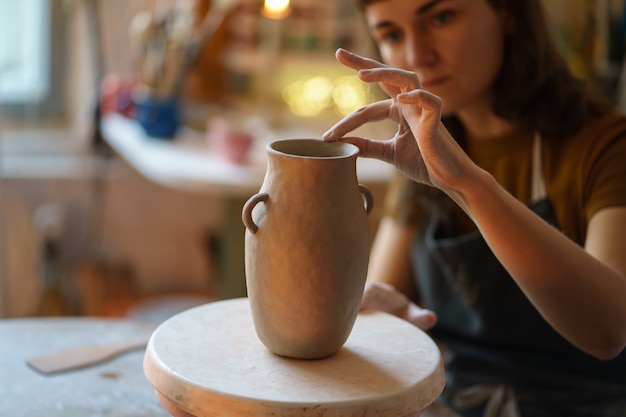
xmin=242 ymin=139 xmax=373 ymax=359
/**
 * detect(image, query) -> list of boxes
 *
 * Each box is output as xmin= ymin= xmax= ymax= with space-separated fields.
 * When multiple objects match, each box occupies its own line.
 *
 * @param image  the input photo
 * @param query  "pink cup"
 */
xmin=207 ymin=118 xmax=254 ymax=164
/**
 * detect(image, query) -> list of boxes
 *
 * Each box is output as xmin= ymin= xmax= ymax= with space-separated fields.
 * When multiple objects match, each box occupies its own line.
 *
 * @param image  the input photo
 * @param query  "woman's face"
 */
xmin=365 ymin=0 xmax=506 ymax=117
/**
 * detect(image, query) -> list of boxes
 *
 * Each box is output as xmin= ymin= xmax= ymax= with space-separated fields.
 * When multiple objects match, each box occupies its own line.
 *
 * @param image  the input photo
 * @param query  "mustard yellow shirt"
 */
xmin=384 ymin=111 xmax=626 ymax=245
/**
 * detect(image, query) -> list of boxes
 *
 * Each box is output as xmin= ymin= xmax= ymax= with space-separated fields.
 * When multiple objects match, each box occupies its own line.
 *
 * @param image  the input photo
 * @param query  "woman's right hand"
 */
xmin=323 ymin=49 xmax=480 ymax=201
xmin=361 ymin=282 xmax=437 ymax=330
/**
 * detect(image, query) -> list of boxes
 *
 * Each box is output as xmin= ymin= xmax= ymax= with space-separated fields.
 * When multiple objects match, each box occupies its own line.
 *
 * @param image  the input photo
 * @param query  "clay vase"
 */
xmin=242 ymin=139 xmax=374 ymax=359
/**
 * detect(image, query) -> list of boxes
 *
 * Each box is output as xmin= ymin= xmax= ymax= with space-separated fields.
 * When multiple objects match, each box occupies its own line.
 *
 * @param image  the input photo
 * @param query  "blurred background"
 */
xmin=1 ymin=0 xmax=625 ymax=321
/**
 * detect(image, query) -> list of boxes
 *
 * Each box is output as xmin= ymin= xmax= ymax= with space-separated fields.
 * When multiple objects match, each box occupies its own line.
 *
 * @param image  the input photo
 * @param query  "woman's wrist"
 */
xmin=443 ymin=165 xmax=496 ymax=222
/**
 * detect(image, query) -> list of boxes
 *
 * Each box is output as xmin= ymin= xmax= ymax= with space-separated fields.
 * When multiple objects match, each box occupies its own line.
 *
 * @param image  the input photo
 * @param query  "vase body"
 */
xmin=242 ymin=139 xmax=373 ymax=359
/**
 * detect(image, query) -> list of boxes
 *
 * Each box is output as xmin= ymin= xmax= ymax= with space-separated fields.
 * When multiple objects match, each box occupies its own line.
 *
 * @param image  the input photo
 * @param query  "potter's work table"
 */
xmin=0 ymin=317 xmax=170 ymax=416
xmin=144 ymin=298 xmax=445 ymax=417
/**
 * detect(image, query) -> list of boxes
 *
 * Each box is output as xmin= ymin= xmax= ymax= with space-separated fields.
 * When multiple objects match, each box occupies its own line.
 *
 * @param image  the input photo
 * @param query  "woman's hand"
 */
xmin=323 ymin=49 xmax=477 ymax=196
xmin=361 ymin=282 xmax=437 ymax=330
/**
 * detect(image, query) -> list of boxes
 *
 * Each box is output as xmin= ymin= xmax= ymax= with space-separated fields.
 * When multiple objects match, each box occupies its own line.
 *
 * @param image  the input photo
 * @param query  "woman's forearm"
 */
xmin=458 ymin=171 xmax=626 ymax=359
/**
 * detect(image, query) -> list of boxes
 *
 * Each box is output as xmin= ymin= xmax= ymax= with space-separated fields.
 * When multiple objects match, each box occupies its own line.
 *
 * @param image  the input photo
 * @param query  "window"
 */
xmin=0 ymin=0 xmax=65 ymax=117
xmin=0 ymin=0 xmax=50 ymax=104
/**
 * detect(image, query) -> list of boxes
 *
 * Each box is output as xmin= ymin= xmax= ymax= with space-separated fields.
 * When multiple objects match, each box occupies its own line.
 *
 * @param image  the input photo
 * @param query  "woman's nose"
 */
xmin=405 ymin=33 xmax=436 ymax=69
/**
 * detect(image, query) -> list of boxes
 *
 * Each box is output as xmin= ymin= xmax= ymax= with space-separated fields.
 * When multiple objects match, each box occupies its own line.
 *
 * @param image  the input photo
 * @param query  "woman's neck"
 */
xmin=455 ymin=106 xmax=516 ymax=139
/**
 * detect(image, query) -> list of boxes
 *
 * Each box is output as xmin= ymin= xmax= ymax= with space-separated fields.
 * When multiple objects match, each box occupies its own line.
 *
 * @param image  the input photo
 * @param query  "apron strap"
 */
xmin=530 ymin=132 xmax=547 ymax=203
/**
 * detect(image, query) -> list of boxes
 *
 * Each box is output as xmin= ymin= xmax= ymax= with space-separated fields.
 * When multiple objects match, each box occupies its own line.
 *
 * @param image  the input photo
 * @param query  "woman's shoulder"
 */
xmin=546 ymin=110 xmax=626 ymax=156
xmin=578 ymin=110 xmax=626 ymax=144
xmin=544 ymin=110 xmax=626 ymax=242
xmin=545 ymin=110 xmax=626 ymax=168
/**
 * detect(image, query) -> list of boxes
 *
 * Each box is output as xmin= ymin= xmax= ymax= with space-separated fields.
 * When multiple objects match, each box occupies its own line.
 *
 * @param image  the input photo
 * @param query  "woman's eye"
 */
xmin=431 ymin=11 xmax=454 ymax=26
xmin=379 ymin=29 xmax=403 ymax=44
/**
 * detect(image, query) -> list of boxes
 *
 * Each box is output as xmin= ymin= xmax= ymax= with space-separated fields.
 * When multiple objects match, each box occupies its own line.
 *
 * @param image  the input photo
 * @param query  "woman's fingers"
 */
xmin=360 ymin=282 xmax=437 ymax=330
xmin=405 ymin=304 xmax=437 ymax=330
xmin=335 ymin=49 xmax=408 ymax=98
xmin=335 ymin=48 xmax=387 ymax=71
xmin=337 ymin=136 xmax=395 ymax=163
xmin=327 ymin=49 xmax=454 ymax=187
xmin=359 ymin=67 xmax=422 ymax=93
xmin=323 ymin=99 xmax=398 ymax=164
xmin=397 ymin=89 xmax=443 ymax=140
xmin=323 ymin=99 xmax=394 ymax=141
xmin=361 ymin=282 xmax=407 ymax=311
xmin=397 ymin=89 xmax=467 ymax=188
xmin=397 ymin=88 xmax=442 ymax=115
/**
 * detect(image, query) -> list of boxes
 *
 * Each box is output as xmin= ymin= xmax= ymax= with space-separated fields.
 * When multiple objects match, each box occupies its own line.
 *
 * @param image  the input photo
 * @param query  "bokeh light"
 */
xmin=263 ymin=0 xmax=290 ymax=19
xmin=282 ymin=74 xmax=370 ymax=117
xmin=333 ymin=75 xmax=368 ymax=116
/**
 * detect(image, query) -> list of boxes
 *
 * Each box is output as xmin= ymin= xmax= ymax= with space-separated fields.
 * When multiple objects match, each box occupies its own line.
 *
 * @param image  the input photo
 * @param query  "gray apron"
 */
xmin=412 ymin=135 xmax=626 ymax=416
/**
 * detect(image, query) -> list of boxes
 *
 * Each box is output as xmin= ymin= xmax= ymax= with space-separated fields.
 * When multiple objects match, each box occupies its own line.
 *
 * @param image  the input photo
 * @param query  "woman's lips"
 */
xmin=421 ymin=76 xmax=449 ymax=89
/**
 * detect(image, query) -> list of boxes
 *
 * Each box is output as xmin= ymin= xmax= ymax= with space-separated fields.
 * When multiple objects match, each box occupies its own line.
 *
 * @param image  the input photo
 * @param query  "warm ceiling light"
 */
xmin=262 ymin=0 xmax=290 ymax=19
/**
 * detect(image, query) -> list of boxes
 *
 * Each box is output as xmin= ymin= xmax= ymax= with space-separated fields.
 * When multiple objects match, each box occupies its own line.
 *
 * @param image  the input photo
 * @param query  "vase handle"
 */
xmin=359 ymin=184 xmax=374 ymax=215
xmin=242 ymin=193 xmax=270 ymax=234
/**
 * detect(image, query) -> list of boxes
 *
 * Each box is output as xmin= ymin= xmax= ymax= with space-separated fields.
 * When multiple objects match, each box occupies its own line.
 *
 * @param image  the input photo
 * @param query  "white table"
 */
xmin=100 ymin=114 xmax=395 ymax=298
xmin=100 ymin=114 xmax=394 ymax=197
xmin=144 ymin=298 xmax=445 ymax=417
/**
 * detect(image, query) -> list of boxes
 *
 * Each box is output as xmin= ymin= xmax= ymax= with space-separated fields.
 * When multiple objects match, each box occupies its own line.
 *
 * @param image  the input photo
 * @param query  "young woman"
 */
xmin=323 ymin=0 xmax=626 ymax=415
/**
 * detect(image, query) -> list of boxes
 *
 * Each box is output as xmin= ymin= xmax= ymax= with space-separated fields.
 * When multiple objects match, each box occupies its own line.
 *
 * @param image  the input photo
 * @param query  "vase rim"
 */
xmin=267 ymin=139 xmax=359 ymax=159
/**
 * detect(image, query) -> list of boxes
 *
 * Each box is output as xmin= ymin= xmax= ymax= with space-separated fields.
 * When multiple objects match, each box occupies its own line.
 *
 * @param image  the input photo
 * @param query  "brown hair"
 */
xmin=488 ymin=0 xmax=612 ymax=138
xmin=359 ymin=0 xmax=613 ymax=139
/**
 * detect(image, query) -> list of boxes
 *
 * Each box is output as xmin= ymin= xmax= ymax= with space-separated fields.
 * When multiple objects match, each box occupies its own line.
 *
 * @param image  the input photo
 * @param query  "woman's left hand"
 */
xmin=361 ymin=282 xmax=437 ymax=330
